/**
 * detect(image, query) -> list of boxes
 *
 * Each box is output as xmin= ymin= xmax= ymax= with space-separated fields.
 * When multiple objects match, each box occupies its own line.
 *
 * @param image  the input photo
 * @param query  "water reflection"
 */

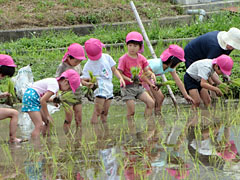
xmin=1 ymin=103 xmax=240 ymax=179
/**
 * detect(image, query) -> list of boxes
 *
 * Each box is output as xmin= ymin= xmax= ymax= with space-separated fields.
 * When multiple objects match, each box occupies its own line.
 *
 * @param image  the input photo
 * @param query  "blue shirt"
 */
xmin=184 ymin=31 xmax=232 ymax=68
xmin=148 ymin=58 xmax=174 ymax=76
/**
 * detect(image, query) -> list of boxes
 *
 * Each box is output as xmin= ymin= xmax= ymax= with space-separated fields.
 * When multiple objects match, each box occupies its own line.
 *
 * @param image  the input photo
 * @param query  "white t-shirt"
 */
xmin=186 ymin=59 xmax=215 ymax=82
xmin=81 ymin=53 xmax=116 ymax=80
xmin=31 ymin=78 xmax=59 ymax=97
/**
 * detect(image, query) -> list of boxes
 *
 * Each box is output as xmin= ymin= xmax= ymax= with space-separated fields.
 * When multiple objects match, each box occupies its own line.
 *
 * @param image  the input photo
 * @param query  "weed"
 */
xmin=64 ymin=12 xmax=76 ymax=24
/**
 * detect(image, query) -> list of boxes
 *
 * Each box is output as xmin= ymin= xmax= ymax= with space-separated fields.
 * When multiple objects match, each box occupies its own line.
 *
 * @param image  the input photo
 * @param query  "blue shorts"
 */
xmin=22 ymin=88 xmax=41 ymax=112
xmin=184 ymin=73 xmax=202 ymax=93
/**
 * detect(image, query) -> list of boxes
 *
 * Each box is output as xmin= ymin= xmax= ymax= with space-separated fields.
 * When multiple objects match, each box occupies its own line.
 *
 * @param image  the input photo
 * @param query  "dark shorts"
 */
xmin=96 ymin=95 xmax=113 ymax=100
xmin=121 ymin=84 xmax=145 ymax=101
xmin=184 ymin=73 xmax=202 ymax=93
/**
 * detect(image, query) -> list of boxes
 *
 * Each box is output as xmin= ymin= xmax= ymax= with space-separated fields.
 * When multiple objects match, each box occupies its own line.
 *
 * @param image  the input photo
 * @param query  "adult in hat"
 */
xmin=184 ymin=27 xmax=240 ymax=87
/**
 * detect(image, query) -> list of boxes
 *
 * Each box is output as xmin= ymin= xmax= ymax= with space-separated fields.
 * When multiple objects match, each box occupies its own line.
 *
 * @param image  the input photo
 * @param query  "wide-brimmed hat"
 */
xmin=212 ymin=55 xmax=233 ymax=75
xmin=160 ymin=44 xmax=185 ymax=62
xmin=222 ymin=27 xmax=240 ymax=50
xmin=62 ymin=43 xmax=86 ymax=62
xmin=0 ymin=54 xmax=17 ymax=67
xmin=56 ymin=69 xmax=80 ymax=93
xmin=84 ymin=38 xmax=105 ymax=61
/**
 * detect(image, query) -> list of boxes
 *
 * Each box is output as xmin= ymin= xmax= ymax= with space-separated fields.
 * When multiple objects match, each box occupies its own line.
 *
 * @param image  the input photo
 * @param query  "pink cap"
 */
xmin=62 ymin=43 xmax=86 ymax=62
xmin=217 ymin=140 xmax=237 ymax=161
xmin=160 ymin=44 xmax=185 ymax=62
xmin=0 ymin=54 xmax=17 ymax=67
xmin=166 ymin=164 xmax=190 ymax=180
xmin=126 ymin=31 xmax=144 ymax=53
xmin=56 ymin=69 xmax=80 ymax=93
xmin=212 ymin=55 xmax=233 ymax=75
xmin=84 ymin=38 xmax=105 ymax=61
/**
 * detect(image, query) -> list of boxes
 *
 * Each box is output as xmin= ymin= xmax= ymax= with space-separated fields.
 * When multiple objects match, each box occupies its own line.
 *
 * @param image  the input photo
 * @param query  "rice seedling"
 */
xmin=155 ymin=80 xmax=175 ymax=89
xmin=83 ymin=70 xmax=98 ymax=102
xmin=130 ymin=66 xmax=141 ymax=84
xmin=218 ymin=83 xmax=229 ymax=95
xmin=231 ymin=78 xmax=240 ymax=87
xmin=54 ymin=91 xmax=78 ymax=112
xmin=5 ymin=78 xmax=18 ymax=106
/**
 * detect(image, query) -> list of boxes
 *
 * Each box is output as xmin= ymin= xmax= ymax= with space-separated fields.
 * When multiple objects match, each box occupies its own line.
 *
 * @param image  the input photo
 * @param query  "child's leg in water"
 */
xmin=91 ymin=97 xmax=105 ymax=124
xmin=150 ymin=88 xmax=164 ymax=116
xmin=189 ymin=89 xmax=204 ymax=108
xmin=138 ymin=91 xmax=155 ymax=118
xmin=73 ymin=104 xmax=82 ymax=127
xmin=100 ymin=99 xmax=112 ymax=123
xmin=126 ymin=99 xmax=135 ymax=121
xmin=28 ymin=111 xmax=44 ymax=138
xmin=63 ymin=107 xmax=73 ymax=133
xmin=0 ymin=108 xmax=22 ymax=143
xmin=200 ymin=88 xmax=211 ymax=107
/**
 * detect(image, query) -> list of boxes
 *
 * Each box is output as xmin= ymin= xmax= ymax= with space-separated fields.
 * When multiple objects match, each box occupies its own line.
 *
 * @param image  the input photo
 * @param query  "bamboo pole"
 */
xmin=130 ymin=1 xmax=178 ymax=108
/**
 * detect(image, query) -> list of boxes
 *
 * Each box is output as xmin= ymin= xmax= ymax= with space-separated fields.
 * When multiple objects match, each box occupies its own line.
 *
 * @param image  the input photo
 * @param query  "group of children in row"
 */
xmin=0 ymin=27 xmax=239 ymax=142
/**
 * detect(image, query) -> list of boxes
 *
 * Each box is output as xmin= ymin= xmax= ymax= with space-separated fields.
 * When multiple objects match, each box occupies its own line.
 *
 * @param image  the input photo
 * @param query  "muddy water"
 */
xmin=0 ymin=102 xmax=240 ymax=179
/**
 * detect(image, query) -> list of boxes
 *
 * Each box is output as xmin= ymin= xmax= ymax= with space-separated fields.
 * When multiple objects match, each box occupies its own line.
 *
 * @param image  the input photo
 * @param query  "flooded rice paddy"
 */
xmin=1 ymin=100 xmax=240 ymax=180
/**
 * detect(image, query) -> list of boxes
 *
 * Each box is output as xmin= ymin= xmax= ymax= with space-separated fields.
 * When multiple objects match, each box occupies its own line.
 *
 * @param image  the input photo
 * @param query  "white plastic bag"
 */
xmin=11 ymin=65 xmax=34 ymax=100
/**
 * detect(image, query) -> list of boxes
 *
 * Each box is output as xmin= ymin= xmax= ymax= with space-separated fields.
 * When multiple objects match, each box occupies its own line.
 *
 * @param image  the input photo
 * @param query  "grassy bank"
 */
xmin=0 ymin=0 xmax=178 ymax=30
xmin=0 ymin=12 xmax=240 ymax=97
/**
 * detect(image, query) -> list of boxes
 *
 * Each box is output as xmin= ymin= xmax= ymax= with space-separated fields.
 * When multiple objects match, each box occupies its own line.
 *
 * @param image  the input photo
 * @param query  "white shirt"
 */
xmin=186 ymin=59 xmax=215 ymax=82
xmin=31 ymin=78 xmax=59 ymax=97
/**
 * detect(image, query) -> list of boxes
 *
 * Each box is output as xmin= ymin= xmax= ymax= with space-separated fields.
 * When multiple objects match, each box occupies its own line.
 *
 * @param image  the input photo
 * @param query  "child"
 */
xmin=0 ymin=54 xmax=22 ymax=143
xmin=141 ymin=44 xmax=194 ymax=115
xmin=22 ymin=69 xmax=80 ymax=138
xmin=56 ymin=43 xmax=86 ymax=132
xmin=184 ymin=54 xmax=233 ymax=108
xmin=81 ymin=38 xmax=125 ymax=124
xmin=118 ymin=31 xmax=155 ymax=121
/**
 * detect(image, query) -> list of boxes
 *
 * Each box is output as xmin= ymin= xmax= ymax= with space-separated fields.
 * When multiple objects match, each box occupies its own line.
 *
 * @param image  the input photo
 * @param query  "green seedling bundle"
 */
xmin=5 ymin=79 xmax=18 ymax=106
xmin=84 ymin=71 xmax=98 ymax=101
xmin=130 ymin=66 xmax=141 ymax=84
xmin=58 ymin=91 xmax=78 ymax=112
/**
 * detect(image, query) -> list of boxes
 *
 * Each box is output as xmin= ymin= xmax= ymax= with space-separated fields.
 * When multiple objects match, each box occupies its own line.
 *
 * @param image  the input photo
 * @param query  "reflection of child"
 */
xmin=81 ymin=38 xmax=125 ymax=124
xmin=55 ymin=43 xmax=86 ymax=132
xmin=142 ymin=45 xmax=194 ymax=115
xmin=0 ymin=54 xmax=22 ymax=143
xmin=184 ymin=55 xmax=233 ymax=108
xmin=22 ymin=69 xmax=80 ymax=138
xmin=118 ymin=31 xmax=155 ymax=120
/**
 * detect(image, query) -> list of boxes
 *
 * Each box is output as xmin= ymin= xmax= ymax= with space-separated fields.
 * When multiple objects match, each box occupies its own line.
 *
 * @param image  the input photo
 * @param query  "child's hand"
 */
xmin=46 ymin=115 xmax=54 ymax=124
xmin=215 ymin=88 xmax=223 ymax=97
xmin=150 ymin=83 xmax=158 ymax=91
xmin=0 ymin=92 xmax=11 ymax=98
xmin=184 ymin=95 xmax=195 ymax=104
xmin=87 ymin=82 xmax=94 ymax=89
xmin=120 ymin=78 xmax=126 ymax=88
xmin=150 ymin=72 xmax=156 ymax=83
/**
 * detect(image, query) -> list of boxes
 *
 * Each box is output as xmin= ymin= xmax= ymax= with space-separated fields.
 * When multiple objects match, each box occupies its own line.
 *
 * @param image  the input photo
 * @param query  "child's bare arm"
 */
xmin=200 ymin=78 xmax=223 ymax=96
xmin=171 ymin=71 xmax=194 ymax=103
xmin=111 ymin=66 xmax=126 ymax=87
xmin=211 ymin=72 xmax=222 ymax=85
xmin=40 ymin=91 xmax=54 ymax=122
xmin=143 ymin=66 xmax=156 ymax=82
xmin=81 ymin=78 xmax=94 ymax=88
xmin=118 ymin=69 xmax=132 ymax=83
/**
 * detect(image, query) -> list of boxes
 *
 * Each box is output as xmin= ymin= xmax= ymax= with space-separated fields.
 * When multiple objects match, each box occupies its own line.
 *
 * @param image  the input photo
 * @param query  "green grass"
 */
xmin=0 ymin=12 xmax=240 ymax=98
